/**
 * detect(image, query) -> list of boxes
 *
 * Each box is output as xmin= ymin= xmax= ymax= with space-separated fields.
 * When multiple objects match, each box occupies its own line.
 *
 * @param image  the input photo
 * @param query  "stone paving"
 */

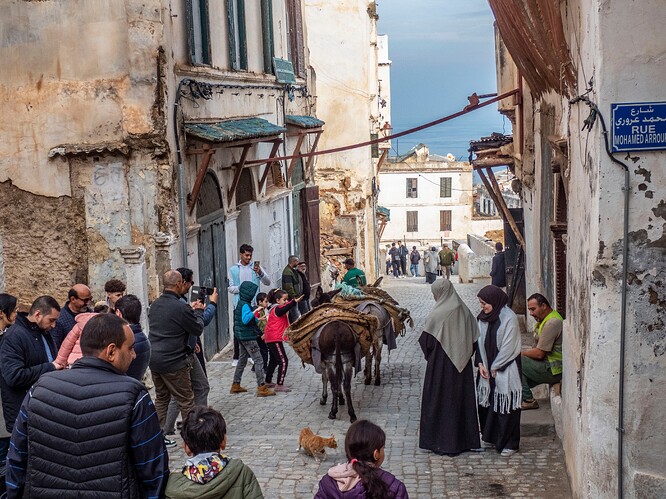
xmin=165 ymin=277 xmax=572 ymax=498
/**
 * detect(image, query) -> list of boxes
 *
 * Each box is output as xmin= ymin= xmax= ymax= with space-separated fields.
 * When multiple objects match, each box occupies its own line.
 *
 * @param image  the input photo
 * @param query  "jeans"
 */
xmin=233 ymin=339 xmax=266 ymax=386
xmin=163 ymin=353 xmax=210 ymax=433
xmin=521 ymin=355 xmax=562 ymax=401
xmin=400 ymin=257 xmax=407 ymax=276
xmin=152 ymin=364 xmax=195 ymax=428
xmin=410 ymin=263 xmax=419 ymax=277
xmin=391 ymin=261 xmax=400 ymax=277
xmin=233 ymin=337 xmax=240 ymax=360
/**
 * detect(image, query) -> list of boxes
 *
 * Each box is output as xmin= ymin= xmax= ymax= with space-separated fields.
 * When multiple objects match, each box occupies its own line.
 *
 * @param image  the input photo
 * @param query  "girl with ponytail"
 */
xmin=314 ymin=420 xmax=409 ymax=499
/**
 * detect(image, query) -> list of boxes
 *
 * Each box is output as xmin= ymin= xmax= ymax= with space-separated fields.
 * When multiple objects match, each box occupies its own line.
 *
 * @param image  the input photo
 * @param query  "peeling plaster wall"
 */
xmin=506 ymin=0 xmax=666 ymax=496
xmin=304 ymin=0 xmax=379 ymax=277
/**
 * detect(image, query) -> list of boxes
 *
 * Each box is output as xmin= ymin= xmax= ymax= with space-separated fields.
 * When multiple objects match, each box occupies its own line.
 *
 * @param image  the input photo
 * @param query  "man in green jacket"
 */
xmin=341 ymin=258 xmax=367 ymax=288
xmin=521 ymin=293 xmax=564 ymax=410
xmin=165 ymin=406 xmax=263 ymax=499
xmin=438 ymin=243 xmax=455 ymax=280
xmin=281 ymin=255 xmax=302 ymax=322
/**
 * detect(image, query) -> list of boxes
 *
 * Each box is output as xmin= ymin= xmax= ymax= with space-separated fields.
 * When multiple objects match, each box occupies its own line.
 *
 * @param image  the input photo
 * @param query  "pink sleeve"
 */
xmin=56 ymin=325 xmax=82 ymax=366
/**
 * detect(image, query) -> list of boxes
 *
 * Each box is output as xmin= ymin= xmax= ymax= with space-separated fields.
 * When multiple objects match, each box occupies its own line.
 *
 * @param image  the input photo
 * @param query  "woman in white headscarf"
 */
xmin=419 ymin=279 xmax=481 ymax=455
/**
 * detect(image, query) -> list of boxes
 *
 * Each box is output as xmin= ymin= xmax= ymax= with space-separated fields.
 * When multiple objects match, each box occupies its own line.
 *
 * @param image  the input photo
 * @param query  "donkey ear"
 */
xmin=315 ymin=286 xmax=323 ymax=299
xmin=330 ymin=288 xmax=342 ymax=298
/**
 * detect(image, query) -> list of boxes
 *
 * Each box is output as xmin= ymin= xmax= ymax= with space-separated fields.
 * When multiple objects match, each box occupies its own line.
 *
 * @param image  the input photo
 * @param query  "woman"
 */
xmin=476 ymin=285 xmax=522 ymax=457
xmin=296 ymin=261 xmax=312 ymax=314
xmin=419 ymin=279 xmax=481 ymax=456
xmin=0 ymin=293 xmax=18 ymax=495
xmin=424 ymin=247 xmax=439 ymax=284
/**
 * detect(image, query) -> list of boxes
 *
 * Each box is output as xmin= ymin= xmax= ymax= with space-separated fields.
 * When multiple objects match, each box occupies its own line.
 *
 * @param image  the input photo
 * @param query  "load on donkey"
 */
xmin=284 ymin=278 xmax=413 ymax=423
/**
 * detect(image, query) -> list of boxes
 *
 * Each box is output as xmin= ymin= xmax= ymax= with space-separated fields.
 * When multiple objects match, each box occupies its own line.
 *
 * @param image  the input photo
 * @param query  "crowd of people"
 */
xmin=386 ymin=241 xmax=457 ymax=283
xmin=419 ymin=279 xmax=564 ymax=458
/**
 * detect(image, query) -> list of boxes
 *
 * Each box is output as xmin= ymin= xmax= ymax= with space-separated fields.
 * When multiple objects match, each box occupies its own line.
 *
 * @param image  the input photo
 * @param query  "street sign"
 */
xmin=611 ymin=101 xmax=666 ymax=152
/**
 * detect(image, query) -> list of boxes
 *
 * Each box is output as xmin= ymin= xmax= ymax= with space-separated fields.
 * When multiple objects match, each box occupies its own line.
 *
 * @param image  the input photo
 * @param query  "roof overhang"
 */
xmin=185 ymin=118 xmax=286 ymax=148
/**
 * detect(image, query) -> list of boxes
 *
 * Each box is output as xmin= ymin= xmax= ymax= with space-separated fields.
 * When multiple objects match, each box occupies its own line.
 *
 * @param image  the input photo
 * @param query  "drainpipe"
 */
xmin=570 ymin=95 xmax=630 ymax=498
xmin=174 ymin=78 xmax=190 ymax=266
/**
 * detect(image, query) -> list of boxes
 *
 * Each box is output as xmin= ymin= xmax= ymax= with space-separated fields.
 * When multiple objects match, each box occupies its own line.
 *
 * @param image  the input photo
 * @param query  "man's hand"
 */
xmin=253 ymin=262 xmax=262 ymax=276
xmin=195 ymin=344 xmax=201 ymax=354
xmin=478 ymin=363 xmax=489 ymax=379
xmin=210 ymin=287 xmax=219 ymax=305
xmin=294 ymin=295 xmax=305 ymax=303
xmin=192 ymin=301 xmax=206 ymax=310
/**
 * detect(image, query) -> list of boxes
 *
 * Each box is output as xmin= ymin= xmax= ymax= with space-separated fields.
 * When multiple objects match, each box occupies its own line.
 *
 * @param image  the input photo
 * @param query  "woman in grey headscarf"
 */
xmin=419 ymin=279 xmax=481 ymax=455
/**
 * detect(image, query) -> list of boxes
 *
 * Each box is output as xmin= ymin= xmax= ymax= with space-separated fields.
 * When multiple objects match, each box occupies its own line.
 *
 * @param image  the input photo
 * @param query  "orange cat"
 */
xmin=297 ymin=427 xmax=337 ymax=461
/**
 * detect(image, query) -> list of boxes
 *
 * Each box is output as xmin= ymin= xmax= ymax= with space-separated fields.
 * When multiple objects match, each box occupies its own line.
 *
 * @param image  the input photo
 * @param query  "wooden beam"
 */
xmin=187 ymin=148 xmax=216 ymax=215
xmin=376 ymin=149 xmax=389 ymax=173
xmin=258 ymin=139 xmax=283 ymax=192
xmin=472 ymin=157 xmax=514 ymax=168
xmin=377 ymin=218 xmax=387 ymax=240
xmin=484 ymin=167 xmax=526 ymax=248
xmin=286 ymin=133 xmax=306 ymax=187
xmin=305 ymin=131 xmax=322 ymax=180
xmin=323 ymin=247 xmax=354 ymax=256
xmin=227 ymin=144 xmax=251 ymax=206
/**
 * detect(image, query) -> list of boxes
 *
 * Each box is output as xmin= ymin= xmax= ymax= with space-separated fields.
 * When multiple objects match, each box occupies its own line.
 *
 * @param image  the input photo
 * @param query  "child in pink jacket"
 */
xmin=55 ymin=312 xmax=97 ymax=367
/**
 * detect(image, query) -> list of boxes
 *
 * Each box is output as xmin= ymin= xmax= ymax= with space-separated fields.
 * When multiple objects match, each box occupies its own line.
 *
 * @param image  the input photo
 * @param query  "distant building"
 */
xmin=377 ymin=144 xmax=502 ymax=247
xmin=474 ymin=169 xmax=522 ymax=217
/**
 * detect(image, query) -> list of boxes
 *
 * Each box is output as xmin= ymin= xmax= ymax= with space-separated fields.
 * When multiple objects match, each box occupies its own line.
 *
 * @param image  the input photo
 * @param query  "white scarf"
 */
xmin=477 ymin=306 xmax=522 ymax=413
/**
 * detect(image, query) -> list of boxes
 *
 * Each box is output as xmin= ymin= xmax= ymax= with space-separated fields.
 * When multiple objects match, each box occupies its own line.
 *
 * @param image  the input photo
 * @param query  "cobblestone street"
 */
xmin=166 ymin=277 xmax=572 ymax=498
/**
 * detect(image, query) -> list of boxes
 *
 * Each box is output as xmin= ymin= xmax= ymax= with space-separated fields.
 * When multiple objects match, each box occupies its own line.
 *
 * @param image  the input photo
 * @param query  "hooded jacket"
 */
xmin=55 ymin=312 xmax=97 ymax=366
xmin=314 ymin=462 xmax=409 ymax=499
xmin=165 ymin=456 xmax=263 ymax=499
xmin=233 ymin=282 xmax=261 ymax=341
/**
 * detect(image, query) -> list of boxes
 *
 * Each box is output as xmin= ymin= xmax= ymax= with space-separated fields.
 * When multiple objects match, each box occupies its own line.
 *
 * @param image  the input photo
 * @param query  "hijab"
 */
xmin=476 ymin=285 xmax=509 ymax=323
xmin=423 ymin=279 xmax=479 ymax=372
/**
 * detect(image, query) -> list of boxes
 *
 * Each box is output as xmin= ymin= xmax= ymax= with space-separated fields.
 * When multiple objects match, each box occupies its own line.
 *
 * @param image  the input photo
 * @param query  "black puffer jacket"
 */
xmin=0 ymin=313 xmax=56 ymax=433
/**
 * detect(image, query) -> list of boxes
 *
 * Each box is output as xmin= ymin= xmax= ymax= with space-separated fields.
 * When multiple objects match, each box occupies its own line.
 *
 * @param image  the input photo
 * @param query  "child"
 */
xmin=262 ymin=289 xmax=302 ymax=392
xmin=253 ymin=292 xmax=270 ymax=370
xmin=230 ymin=281 xmax=275 ymax=397
xmin=314 ymin=420 xmax=408 ymax=499
xmin=165 ymin=406 xmax=264 ymax=499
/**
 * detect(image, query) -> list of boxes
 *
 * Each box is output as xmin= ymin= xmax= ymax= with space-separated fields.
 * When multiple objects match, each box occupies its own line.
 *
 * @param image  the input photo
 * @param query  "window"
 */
xmin=406 ymin=178 xmax=418 ymax=198
xmin=440 ymin=210 xmax=452 ymax=231
xmin=186 ymin=0 xmax=211 ymax=65
xmin=406 ymin=211 xmax=418 ymax=232
xmin=227 ymin=0 xmax=247 ymax=70
xmin=286 ymin=0 xmax=306 ymax=77
xmin=440 ymin=177 xmax=452 ymax=198
xmin=260 ymin=0 xmax=274 ymax=74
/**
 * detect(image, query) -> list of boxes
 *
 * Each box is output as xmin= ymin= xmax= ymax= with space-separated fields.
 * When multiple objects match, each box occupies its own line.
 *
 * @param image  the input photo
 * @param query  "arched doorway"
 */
xmin=196 ymin=171 xmax=230 ymax=359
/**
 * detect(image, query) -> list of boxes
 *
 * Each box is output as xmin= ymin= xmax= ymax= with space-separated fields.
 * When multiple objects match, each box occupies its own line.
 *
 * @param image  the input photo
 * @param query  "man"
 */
xmin=50 ymin=283 xmax=92 ymax=348
xmin=6 ymin=314 xmax=168 ymax=498
xmin=388 ymin=242 xmax=401 ymax=278
xmin=521 ymin=293 xmax=564 ymax=410
xmin=398 ymin=241 xmax=409 ymax=278
xmin=409 ymin=246 xmax=421 ymax=277
xmin=438 ymin=243 xmax=455 ymax=280
xmin=160 ymin=267 xmax=216 ymax=436
xmin=341 ymin=258 xmax=367 ymax=288
xmin=0 ymin=296 xmax=64 ymax=436
xmin=104 ymin=278 xmax=126 ymax=311
xmin=227 ymin=244 xmax=271 ymax=366
xmin=148 ymin=270 xmax=205 ymax=444
xmin=296 ymin=261 xmax=312 ymax=314
xmin=282 ymin=255 xmax=303 ymax=322
xmin=114 ymin=294 xmax=151 ymax=382
xmin=490 ymin=242 xmax=507 ymax=289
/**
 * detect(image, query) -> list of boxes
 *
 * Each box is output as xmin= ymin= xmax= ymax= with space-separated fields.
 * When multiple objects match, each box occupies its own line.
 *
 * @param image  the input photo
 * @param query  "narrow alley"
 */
xmin=165 ymin=278 xmax=572 ymax=498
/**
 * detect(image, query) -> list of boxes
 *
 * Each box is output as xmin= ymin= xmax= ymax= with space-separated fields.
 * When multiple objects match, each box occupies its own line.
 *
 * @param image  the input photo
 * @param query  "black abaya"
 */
xmin=476 ymin=321 xmax=521 ymax=452
xmin=419 ymin=332 xmax=480 ymax=455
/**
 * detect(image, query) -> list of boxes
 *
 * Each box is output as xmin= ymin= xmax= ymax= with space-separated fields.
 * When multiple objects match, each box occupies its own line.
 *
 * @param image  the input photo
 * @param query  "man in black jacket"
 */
xmin=148 ymin=270 xmax=205 ymax=434
xmin=6 ymin=313 xmax=168 ymax=498
xmin=0 ymin=296 xmax=64 ymax=435
xmin=490 ymin=242 xmax=507 ymax=289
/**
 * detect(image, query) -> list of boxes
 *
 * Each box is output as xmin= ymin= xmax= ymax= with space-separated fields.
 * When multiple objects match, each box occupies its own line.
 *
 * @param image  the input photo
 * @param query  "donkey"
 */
xmin=356 ymin=301 xmax=393 ymax=386
xmin=318 ymin=321 xmax=358 ymax=423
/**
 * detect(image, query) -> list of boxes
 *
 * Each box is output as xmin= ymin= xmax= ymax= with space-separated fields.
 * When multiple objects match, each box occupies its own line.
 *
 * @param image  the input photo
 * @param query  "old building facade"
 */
xmin=0 ymin=0 xmax=322 ymax=357
xmin=490 ymin=0 xmax=666 ymax=496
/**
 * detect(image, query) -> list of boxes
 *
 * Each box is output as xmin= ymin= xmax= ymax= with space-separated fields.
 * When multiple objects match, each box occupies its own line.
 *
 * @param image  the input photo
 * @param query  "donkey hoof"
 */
xmin=320 ymin=398 xmax=327 ymax=406
xmin=350 ymin=414 xmax=357 ymax=423
xmin=328 ymin=412 xmax=337 ymax=420
xmin=364 ymin=378 xmax=371 ymax=385
xmin=374 ymin=379 xmax=381 ymax=386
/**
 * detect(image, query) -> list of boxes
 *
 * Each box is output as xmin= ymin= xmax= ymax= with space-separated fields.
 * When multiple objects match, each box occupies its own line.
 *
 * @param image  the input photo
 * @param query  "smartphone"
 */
xmin=254 ymin=261 xmax=260 ymax=267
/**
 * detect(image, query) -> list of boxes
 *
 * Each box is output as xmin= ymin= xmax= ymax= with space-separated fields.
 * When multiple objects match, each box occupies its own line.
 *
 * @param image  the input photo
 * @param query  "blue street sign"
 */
xmin=611 ymin=102 xmax=666 ymax=152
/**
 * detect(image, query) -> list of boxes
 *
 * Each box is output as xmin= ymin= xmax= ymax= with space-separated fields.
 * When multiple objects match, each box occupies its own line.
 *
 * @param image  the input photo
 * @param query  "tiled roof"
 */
xmin=185 ymin=118 xmax=286 ymax=143
xmin=285 ymin=115 xmax=325 ymax=128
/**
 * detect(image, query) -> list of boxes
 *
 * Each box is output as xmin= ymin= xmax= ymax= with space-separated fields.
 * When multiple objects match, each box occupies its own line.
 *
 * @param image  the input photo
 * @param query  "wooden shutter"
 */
xmin=440 ymin=210 xmax=452 ymax=231
xmin=287 ymin=0 xmax=306 ymax=77
xmin=440 ymin=177 xmax=452 ymax=197
xmin=260 ymin=0 xmax=274 ymax=74
xmin=227 ymin=0 xmax=247 ymax=70
xmin=406 ymin=178 xmax=417 ymax=198
xmin=301 ymin=186 xmax=322 ymax=287
xmin=406 ymin=211 xmax=418 ymax=232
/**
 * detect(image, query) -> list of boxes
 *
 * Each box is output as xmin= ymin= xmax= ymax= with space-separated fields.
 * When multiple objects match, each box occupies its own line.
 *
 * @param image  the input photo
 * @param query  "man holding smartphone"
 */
xmin=227 ymin=244 xmax=271 ymax=366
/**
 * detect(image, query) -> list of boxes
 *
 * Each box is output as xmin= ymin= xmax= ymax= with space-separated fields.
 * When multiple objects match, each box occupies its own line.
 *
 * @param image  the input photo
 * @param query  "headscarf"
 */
xmin=423 ymin=279 xmax=479 ymax=372
xmin=476 ymin=285 xmax=508 ymax=323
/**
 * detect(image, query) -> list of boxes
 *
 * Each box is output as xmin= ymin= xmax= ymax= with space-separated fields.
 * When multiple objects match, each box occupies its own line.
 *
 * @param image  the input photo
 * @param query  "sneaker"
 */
xmin=164 ymin=437 xmax=177 ymax=448
xmin=501 ymin=448 xmax=518 ymax=457
xmin=481 ymin=440 xmax=494 ymax=449
xmin=275 ymin=385 xmax=292 ymax=392
xmin=249 ymin=357 xmax=255 ymax=366
xmin=232 ymin=359 xmax=239 ymax=367
xmin=521 ymin=398 xmax=540 ymax=410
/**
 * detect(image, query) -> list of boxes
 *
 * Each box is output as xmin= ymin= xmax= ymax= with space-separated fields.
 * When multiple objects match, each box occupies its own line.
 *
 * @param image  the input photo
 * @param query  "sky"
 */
xmin=378 ymin=0 xmax=510 ymax=160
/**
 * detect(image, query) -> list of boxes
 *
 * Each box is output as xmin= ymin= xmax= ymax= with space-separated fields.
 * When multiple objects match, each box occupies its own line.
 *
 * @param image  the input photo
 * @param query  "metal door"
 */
xmin=198 ymin=211 xmax=230 ymax=359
